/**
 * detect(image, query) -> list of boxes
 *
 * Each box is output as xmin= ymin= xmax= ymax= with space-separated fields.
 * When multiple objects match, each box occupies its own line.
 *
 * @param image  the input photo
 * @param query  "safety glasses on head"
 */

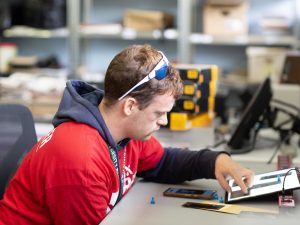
xmin=118 ymin=51 xmax=169 ymax=101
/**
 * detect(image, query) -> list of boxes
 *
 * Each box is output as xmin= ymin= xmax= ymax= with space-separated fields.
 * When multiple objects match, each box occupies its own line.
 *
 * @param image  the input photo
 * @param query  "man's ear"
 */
xmin=123 ymin=97 xmax=139 ymax=116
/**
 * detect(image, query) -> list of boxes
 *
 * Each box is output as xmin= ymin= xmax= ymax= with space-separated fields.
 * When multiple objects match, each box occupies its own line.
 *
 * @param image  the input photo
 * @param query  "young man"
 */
xmin=0 ymin=44 xmax=253 ymax=224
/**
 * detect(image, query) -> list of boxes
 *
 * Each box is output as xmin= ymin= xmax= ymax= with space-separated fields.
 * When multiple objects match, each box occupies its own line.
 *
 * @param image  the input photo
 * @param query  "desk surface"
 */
xmin=101 ymin=161 xmax=300 ymax=225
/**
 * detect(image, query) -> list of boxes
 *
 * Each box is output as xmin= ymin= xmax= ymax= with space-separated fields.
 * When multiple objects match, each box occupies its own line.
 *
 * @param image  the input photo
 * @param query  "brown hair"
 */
xmin=104 ymin=44 xmax=183 ymax=109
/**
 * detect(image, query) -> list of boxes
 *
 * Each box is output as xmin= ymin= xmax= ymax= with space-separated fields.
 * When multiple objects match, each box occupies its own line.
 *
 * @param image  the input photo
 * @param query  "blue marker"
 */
xmin=213 ymin=193 xmax=219 ymax=200
xmin=150 ymin=196 xmax=155 ymax=205
xmin=219 ymin=196 xmax=224 ymax=203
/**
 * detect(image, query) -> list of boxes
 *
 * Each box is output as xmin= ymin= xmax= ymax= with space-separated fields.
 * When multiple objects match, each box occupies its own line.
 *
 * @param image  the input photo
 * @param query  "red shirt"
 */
xmin=0 ymin=122 xmax=164 ymax=224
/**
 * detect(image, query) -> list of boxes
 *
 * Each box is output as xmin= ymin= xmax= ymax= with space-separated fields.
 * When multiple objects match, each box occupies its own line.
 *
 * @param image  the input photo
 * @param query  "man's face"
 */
xmin=128 ymin=93 xmax=175 ymax=140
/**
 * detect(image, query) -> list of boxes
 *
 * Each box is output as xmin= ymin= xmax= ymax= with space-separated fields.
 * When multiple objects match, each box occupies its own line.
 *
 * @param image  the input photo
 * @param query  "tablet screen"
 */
xmin=226 ymin=168 xmax=300 ymax=203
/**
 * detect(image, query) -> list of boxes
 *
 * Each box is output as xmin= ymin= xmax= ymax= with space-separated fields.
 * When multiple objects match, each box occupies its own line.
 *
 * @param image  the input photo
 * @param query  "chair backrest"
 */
xmin=0 ymin=104 xmax=37 ymax=199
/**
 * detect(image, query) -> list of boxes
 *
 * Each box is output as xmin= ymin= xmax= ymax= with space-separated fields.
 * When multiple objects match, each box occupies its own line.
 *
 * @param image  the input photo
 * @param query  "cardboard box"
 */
xmin=203 ymin=2 xmax=248 ymax=35
xmin=246 ymin=47 xmax=288 ymax=83
xmin=123 ymin=9 xmax=174 ymax=30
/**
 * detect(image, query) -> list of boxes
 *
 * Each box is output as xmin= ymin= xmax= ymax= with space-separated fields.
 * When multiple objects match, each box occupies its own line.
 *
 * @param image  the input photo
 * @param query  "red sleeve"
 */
xmin=137 ymin=136 xmax=164 ymax=172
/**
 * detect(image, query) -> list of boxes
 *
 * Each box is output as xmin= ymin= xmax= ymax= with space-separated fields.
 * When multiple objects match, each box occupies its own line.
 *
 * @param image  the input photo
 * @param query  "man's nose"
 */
xmin=158 ymin=114 xmax=168 ymax=126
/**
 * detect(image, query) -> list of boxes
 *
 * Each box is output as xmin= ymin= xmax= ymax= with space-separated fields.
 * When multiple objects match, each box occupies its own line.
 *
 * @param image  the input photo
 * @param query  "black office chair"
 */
xmin=0 ymin=104 xmax=37 ymax=199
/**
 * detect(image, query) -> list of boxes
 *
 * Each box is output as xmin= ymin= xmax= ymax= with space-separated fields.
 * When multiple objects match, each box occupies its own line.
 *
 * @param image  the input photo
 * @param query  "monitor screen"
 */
xmin=227 ymin=77 xmax=273 ymax=152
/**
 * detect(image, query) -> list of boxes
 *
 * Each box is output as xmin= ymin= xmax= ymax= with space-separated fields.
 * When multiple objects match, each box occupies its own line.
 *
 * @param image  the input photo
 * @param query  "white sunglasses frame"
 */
xmin=118 ymin=51 xmax=169 ymax=101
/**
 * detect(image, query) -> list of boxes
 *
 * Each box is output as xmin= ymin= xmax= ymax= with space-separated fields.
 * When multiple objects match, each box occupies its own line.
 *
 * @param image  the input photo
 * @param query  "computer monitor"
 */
xmin=227 ymin=77 xmax=273 ymax=153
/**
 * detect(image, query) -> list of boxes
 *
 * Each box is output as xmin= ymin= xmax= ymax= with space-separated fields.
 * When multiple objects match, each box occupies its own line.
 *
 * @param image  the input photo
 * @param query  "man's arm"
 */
xmin=136 ymin=135 xmax=254 ymax=192
xmin=137 ymin=147 xmax=226 ymax=183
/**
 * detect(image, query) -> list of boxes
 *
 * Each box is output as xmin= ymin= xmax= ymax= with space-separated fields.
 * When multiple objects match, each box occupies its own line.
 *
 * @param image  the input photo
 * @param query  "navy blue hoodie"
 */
xmin=53 ymin=80 xmax=221 ymax=183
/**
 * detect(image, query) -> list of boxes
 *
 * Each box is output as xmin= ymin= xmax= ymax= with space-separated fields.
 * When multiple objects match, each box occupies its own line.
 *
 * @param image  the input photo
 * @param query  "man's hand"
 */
xmin=215 ymin=153 xmax=254 ymax=193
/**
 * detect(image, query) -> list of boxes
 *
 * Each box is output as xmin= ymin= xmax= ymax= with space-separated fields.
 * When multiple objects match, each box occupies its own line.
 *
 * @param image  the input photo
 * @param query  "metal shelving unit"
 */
xmin=3 ymin=0 xmax=300 ymax=78
xmin=186 ymin=0 xmax=300 ymax=49
xmin=73 ymin=0 xmax=300 ymax=74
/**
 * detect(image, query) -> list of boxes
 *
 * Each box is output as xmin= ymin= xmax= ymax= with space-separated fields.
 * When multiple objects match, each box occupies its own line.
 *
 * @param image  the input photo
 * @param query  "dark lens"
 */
xmin=155 ymin=65 xmax=168 ymax=80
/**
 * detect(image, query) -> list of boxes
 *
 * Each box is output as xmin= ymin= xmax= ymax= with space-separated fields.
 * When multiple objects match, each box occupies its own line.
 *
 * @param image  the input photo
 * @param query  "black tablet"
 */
xmin=225 ymin=167 xmax=300 ymax=203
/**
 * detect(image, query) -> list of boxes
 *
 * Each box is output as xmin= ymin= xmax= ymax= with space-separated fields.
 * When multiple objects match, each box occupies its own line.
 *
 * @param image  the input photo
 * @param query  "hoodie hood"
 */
xmin=52 ymin=80 xmax=128 ymax=150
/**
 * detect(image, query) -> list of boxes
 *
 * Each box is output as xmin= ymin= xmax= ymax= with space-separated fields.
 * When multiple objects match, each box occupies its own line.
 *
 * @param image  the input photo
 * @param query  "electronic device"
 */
xmin=163 ymin=187 xmax=217 ymax=200
xmin=277 ymin=155 xmax=296 ymax=207
xmin=227 ymin=77 xmax=273 ymax=153
xmin=225 ymin=168 xmax=300 ymax=203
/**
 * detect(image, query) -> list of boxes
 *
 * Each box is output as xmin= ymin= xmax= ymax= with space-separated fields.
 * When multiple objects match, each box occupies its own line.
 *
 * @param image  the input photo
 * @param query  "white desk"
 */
xmin=101 ymin=161 xmax=300 ymax=225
